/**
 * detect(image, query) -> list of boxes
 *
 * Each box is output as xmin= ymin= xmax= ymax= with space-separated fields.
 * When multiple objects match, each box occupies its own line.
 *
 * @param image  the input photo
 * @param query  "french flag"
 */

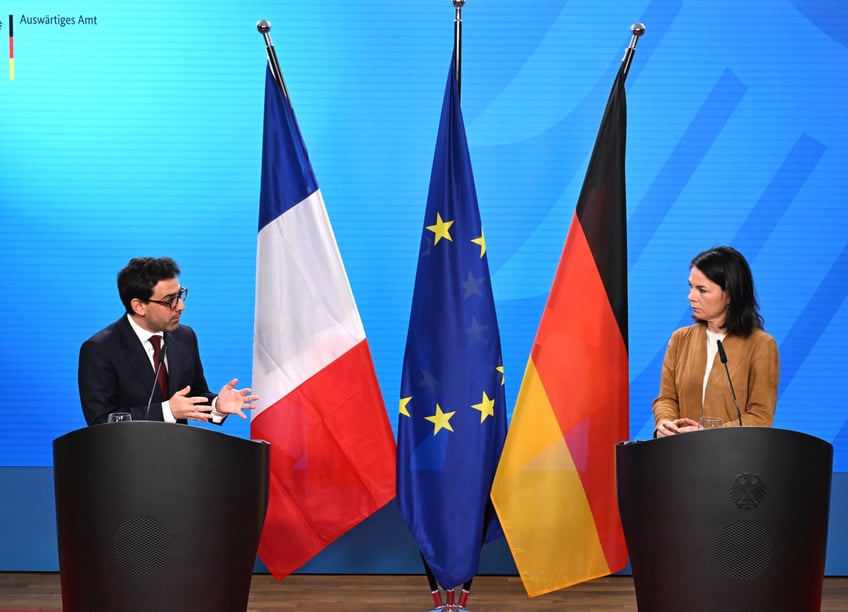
xmin=251 ymin=66 xmax=396 ymax=579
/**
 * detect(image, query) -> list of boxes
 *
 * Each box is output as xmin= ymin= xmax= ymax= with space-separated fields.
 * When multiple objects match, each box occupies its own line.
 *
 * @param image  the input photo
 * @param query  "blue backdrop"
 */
xmin=1 ymin=0 xmax=846 ymax=572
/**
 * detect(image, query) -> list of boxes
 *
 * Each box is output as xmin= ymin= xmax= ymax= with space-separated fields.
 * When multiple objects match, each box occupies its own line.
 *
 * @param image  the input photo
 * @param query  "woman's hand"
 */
xmin=655 ymin=417 xmax=700 ymax=437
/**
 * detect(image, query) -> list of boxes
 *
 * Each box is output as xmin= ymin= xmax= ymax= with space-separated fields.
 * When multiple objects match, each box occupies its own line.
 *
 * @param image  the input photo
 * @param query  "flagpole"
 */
xmin=454 ymin=3 xmax=476 ymax=607
xmin=453 ymin=0 xmax=464 ymax=99
xmin=621 ymin=22 xmax=645 ymax=82
xmin=422 ymin=9 xmax=475 ymax=609
xmin=256 ymin=19 xmax=290 ymax=100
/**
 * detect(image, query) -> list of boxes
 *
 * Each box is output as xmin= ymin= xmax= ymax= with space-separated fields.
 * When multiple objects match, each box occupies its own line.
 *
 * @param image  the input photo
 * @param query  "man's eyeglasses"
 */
xmin=146 ymin=287 xmax=188 ymax=310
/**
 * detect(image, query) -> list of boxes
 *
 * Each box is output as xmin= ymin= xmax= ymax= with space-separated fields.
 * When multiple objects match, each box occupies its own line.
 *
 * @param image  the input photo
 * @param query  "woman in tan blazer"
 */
xmin=653 ymin=246 xmax=779 ymax=437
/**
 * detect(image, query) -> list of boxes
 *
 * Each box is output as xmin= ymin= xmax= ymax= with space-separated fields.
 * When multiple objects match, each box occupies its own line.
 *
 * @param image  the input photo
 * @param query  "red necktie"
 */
xmin=149 ymin=335 xmax=170 ymax=400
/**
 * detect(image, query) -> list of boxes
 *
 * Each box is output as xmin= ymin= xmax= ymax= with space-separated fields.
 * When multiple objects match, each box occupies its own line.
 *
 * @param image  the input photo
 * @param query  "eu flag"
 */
xmin=397 ymin=55 xmax=508 ymax=590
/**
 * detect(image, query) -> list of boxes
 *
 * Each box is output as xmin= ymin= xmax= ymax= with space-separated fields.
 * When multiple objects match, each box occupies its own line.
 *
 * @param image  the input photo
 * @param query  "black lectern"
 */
xmin=53 ymin=422 xmax=270 ymax=612
xmin=617 ymin=427 xmax=832 ymax=612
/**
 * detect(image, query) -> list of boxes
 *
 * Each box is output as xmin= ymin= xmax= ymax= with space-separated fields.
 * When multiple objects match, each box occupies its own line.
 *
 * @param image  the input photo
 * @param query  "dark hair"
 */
xmin=117 ymin=257 xmax=181 ymax=314
xmin=690 ymin=246 xmax=763 ymax=337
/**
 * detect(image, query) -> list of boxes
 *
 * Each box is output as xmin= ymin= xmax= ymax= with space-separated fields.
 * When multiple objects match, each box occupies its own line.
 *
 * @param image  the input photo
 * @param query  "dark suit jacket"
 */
xmin=78 ymin=316 xmax=215 ymax=425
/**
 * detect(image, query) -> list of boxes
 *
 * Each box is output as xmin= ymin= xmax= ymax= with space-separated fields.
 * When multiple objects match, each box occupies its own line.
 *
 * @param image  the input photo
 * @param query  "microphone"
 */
xmin=145 ymin=343 xmax=167 ymax=420
xmin=716 ymin=339 xmax=743 ymax=426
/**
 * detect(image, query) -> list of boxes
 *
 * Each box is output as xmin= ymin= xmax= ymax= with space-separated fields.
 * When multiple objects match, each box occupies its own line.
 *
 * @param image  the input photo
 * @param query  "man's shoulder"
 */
xmin=167 ymin=324 xmax=198 ymax=342
xmin=83 ymin=316 xmax=130 ymax=346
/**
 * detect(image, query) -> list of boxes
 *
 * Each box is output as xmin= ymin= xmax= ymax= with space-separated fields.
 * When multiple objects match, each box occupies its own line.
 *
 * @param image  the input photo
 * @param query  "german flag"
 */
xmin=8 ymin=15 xmax=14 ymax=80
xmin=490 ymin=58 xmax=630 ymax=597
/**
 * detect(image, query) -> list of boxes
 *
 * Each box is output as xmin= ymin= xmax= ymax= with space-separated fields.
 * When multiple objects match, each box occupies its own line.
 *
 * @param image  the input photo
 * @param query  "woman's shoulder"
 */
xmin=740 ymin=327 xmax=778 ymax=347
xmin=670 ymin=323 xmax=704 ymax=342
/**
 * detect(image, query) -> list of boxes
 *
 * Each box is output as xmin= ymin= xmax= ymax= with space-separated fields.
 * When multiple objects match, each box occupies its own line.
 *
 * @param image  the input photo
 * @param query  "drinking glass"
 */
xmin=699 ymin=416 xmax=723 ymax=429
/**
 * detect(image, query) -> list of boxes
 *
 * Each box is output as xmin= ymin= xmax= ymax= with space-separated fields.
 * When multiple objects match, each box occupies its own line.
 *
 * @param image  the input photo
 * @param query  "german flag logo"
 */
xmin=6 ymin=15 xmax=12 ymax=80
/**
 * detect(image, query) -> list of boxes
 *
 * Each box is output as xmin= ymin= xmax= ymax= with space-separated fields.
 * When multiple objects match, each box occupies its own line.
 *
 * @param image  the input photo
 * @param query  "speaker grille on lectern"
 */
xmin=112 ymin=515 xmax=172 ymax=575
xmin=716 ymin=472 xmax=774 ymax=580
xmin=714 ymin=521 xmax=774 ymax=580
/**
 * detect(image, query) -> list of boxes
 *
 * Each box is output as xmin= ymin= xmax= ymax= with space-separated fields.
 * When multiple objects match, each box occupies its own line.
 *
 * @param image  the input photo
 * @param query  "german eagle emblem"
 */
xmin=729 ymin=472 xmax=767 ymax=510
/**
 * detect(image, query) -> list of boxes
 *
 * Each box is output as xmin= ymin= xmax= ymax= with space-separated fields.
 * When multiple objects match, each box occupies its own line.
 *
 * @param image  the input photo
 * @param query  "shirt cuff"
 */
xmin=161 ymin=400 xmax=177 ymax=424
xmin=210 ymin=397 xmax=225 ymax=424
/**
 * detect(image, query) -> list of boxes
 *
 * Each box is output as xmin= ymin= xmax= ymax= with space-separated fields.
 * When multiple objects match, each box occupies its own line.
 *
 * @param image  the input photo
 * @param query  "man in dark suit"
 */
xmin=79 ymin=257 xmax=257 ymax=425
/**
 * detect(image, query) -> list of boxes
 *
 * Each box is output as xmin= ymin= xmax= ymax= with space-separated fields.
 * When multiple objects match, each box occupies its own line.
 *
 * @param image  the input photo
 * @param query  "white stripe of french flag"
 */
xmin=253 ymin=189 xmax=365 ymax=414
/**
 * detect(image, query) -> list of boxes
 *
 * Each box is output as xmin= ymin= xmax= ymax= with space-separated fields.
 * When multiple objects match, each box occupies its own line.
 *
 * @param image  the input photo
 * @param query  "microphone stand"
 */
xmin=716 ymin=340 xmax=743 ymax=426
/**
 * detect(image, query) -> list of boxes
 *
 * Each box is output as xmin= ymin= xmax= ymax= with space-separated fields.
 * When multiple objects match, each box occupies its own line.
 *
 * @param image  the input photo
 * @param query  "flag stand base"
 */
xmin=427 ymin=590 xmax=471 ymax=610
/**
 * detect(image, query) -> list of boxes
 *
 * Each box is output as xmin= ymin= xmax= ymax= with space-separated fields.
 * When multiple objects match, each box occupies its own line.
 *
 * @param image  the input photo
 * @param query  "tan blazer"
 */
xmin=652 ymin=323 xmax=779 ymax=428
